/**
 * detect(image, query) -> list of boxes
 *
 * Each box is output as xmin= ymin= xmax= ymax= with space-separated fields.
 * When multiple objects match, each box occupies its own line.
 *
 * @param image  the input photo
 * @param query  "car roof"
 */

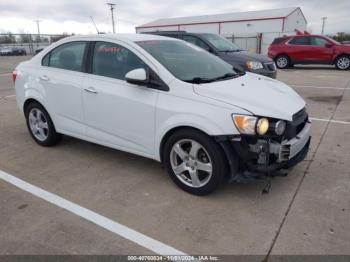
xmin=61 ymin=33 xmax=177 ymax=43
xmin=145 ymin=31 xmax=210 ymax=36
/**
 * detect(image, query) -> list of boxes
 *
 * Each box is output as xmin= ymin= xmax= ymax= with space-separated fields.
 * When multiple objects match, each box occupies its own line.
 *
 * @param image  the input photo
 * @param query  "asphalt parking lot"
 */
xmin=0 ymin=56 xmax=349 ymax=258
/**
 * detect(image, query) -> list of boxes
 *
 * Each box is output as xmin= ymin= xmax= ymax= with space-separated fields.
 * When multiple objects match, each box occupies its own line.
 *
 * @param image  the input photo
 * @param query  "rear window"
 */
xmin=271 ymin=37 xmax=287 ymax=45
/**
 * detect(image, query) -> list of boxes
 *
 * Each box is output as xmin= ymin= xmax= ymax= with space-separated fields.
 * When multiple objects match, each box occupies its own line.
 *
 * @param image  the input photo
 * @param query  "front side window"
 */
xmin=202 ymin=34 xmax=242 ymax=52
xmin=92 ymin=41 xmax=147 ymax=80
xmin=136 ymin=40 xmax=238 ymax=83
xmin=182 ymin=35 xmax=210 ymax=51
xmin=43 ymin=41 xmax=87 ymax=72
xmin=310 ymin=37 xmax=329 ymax=47
xmin=289 ymin=36 xmax=310 ymax=45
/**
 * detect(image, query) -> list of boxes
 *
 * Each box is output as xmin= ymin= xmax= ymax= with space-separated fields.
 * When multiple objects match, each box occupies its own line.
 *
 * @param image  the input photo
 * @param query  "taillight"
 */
xmin=12 ymin=70 xmax=17 ymax=83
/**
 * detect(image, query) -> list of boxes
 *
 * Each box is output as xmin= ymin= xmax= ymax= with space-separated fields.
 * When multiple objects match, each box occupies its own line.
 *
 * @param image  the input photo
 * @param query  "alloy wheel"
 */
xmin=28 ymin=108 xmax=49 ymax=141
xmin=170 ymin=139 xmax=213 ymax=188
xmin=337 ymin=57 xmax=350 ymax=70
xmin=276 ymin=57 xmax=288 ymax=68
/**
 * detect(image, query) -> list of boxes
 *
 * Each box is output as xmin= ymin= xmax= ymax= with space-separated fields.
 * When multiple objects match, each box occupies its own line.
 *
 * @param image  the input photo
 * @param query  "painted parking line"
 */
xmin=0 ymin=94 xmax=16 ymax=99
xmin=0 ymin=169 xmax=187 ymax=256
xmin=311 ymin=117 xmax=350 ymax=125
xmin=290 ymin=85 xmax=346 ymax=90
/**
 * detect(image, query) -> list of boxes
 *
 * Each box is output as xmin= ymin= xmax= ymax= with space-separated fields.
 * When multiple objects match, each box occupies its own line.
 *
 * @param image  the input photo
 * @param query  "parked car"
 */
xmin=0 ymin=47 xmax=27 ymax=56
xmin=268 ymin=34 xmax=350 ymax=70
xmin=342 ymin=41 xmax=350 ymax=45
xmin=12 ymin=47 xmax=27 ymax=56
xmin=0 ymin=47 xmax=13 ymax=56
xmin=14 ymin=34 xmax=310 ymax=195
xmin=143 ymin=31 xmax=277 ymax=78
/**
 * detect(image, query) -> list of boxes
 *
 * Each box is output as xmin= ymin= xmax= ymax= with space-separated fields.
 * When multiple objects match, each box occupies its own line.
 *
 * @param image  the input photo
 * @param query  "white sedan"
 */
xmin=14 ymin=34 xmax=311 ymax=195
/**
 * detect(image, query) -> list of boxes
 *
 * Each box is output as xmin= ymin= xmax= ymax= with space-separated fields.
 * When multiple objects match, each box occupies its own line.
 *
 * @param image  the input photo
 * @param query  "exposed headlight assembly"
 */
xmin=274 ymin=120 xmax=286 ymax=135
xmin=232 ymin=115 xmax=269 ymax=136
xmin=246 ymin=61 xmax=264 ymax=70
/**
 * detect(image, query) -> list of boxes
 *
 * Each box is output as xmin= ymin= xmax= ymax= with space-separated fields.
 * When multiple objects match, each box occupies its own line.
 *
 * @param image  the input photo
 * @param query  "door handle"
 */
xmin=84 ymin=87 xmax=98 ymax=94
xmin=40 ymin=75 xmax=49 ymax=81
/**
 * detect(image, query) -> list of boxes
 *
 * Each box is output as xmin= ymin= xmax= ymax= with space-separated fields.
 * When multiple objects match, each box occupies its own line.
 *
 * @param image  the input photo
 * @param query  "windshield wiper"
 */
xmin=210 ymin=73 xmax=238 ymax=81
xmin=184 ymin=77 xmax=215 ymax=84
xmin=221 ymin=49 xmax=241 ymax=52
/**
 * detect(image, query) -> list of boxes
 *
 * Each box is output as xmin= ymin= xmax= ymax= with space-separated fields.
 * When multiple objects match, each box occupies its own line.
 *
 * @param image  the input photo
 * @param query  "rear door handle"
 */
xmin=84 ymin=87 xmax=98 ymax=94
xmin=40 ymin=75 xmax=49 ymax=81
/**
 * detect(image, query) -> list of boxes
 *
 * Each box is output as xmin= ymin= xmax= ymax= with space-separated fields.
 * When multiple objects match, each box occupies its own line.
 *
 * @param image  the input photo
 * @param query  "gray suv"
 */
xmin=143 ymin=31 xmax=277 ymax=78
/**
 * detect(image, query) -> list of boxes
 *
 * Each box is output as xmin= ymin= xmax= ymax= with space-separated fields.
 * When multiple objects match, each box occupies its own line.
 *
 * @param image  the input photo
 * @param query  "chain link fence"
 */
xmin=0 ymin=33 xmax=71 ymax=55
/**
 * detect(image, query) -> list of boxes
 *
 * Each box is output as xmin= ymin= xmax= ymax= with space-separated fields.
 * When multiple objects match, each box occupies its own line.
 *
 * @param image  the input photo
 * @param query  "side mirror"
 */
xmin=125 ymin=68 xmax=148 ymax=86
xmin=325 ymin=43 xmax=333 ymax=48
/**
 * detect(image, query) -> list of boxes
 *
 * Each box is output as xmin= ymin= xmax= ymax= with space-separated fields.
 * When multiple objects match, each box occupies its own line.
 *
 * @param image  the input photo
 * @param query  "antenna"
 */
xmin=90 ymin=16 xmax=100 ymax=34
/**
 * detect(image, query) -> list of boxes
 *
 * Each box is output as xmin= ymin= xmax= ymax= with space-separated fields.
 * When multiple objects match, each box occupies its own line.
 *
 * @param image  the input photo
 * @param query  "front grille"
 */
xmin=264 ymin=62 xmax=276 ymax=72
xmin=285 ymin=108 xmax=308 ymax=140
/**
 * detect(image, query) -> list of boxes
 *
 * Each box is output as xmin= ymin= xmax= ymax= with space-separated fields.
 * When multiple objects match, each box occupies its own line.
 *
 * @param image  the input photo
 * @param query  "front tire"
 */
xmin=335 ymin=55 xmax=350 ymax=70
xmin=24 ymin=102 xmax=62 ymax=146
xmin=275 ymin=55 xmax=290 ymax=69
xmin=163 ymin=129 xmax=227 ymax=195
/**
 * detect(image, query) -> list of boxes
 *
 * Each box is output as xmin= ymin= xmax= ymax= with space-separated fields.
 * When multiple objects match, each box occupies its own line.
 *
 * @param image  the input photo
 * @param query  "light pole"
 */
xmin=34 ymin=20 xmax=41 ymax=38
xmin=321 ymin=17 xmax=327 ymax=34
xmin=106 ymin=3 xmax=116 ymax=33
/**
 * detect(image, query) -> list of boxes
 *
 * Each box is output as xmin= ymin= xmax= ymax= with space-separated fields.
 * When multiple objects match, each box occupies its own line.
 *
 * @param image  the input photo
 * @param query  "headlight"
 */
xmin=274 ymin=120 xmax=286 ymax=135
xmin=232 ymin=115 xmax=270 ymax=135
xmin=246 ymin=61 xmax=264 ymax=70
xmin=232 ymin=115 xmax=257 ymax=135
xmin=256 ymin=118 xmax=269 ymax=135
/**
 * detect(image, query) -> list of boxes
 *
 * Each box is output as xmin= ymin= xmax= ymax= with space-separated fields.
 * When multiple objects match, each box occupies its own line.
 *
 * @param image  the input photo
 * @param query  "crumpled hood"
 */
xmin=193 ymin=73 xmax=305 ymax=121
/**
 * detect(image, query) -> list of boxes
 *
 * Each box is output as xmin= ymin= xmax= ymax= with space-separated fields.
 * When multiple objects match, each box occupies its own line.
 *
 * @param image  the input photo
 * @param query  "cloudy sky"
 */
xmin=0 ymin=0 xmax=349 ymax=35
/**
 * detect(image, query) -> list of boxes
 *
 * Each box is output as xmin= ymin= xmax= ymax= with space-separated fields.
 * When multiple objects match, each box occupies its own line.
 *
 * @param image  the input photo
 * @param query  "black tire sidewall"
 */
xmin=275 ymin=55 xmax=290 ymax=69
xmin=24 ymin=102 xmax=61 ymax=146
xmin=163 ymin=129 xmax=227 ymax=196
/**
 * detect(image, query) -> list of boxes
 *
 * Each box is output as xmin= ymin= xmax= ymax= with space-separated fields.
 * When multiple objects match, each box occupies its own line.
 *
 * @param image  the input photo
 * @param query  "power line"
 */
xmin=106 ymin=3 xmax=116 ymax=33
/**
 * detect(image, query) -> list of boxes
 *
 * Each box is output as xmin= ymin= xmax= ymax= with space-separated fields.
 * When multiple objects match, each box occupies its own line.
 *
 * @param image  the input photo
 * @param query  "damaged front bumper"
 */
xmin=216 ymin=122 xmax=311 ymax=182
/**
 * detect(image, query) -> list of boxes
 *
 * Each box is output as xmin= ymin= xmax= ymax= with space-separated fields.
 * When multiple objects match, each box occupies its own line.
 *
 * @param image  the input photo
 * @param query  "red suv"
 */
xmin=268 ymin=34 xmax=350 ymax=70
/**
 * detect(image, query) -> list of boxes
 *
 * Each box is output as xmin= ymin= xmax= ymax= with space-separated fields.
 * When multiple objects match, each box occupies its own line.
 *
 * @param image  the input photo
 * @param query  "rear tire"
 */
xmin=163 ymin=128 xmax=227 ymax=196
xmin=275 ymin=55 xmax=290 ymax=69
xmin=24 ymin=102 xmax=62 ymax=146
xmin=335 ymin=55 xmax=350 ymax=70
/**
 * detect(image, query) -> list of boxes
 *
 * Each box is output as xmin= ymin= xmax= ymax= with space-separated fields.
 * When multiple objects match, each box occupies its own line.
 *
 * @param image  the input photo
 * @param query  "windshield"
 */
xmin=202 ymin=34 xmax=242 ymax=52
xmin=136 ymin=40 xmax=239 ymax=83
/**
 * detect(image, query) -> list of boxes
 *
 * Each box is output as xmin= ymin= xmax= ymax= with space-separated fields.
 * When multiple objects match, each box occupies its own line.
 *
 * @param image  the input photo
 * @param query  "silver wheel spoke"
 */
xmin=189 ymin=170 xmax=201 ymax=187
xmin=173 ymin=163 xmax=187 ymax=175
xmin=196 ymin=161 xmax=213 ymax=173
xmin=36 ymin=110 xmax=43 ymax=121
xmin=29 ymin=114 xmax=36 ymax=123
xmin=38 ymin=128 xmax=45 ymax=138
xmin=190 ymin=141 xmax=201 ymax=157
xmin=41 ymin=121 xmax=48 ymax=129
xmin=173 ymin=144 xmax=188 ymax=160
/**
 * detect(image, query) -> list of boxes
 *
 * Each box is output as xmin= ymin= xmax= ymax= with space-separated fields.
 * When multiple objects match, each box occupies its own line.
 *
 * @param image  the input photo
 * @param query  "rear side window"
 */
xmin=289 ymin=36 xmax=310 ymax=45
xmin=92 ymin=41 xmax=148 ymax=80
xmin=42 ymin=41 xmax=87 ymax=72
